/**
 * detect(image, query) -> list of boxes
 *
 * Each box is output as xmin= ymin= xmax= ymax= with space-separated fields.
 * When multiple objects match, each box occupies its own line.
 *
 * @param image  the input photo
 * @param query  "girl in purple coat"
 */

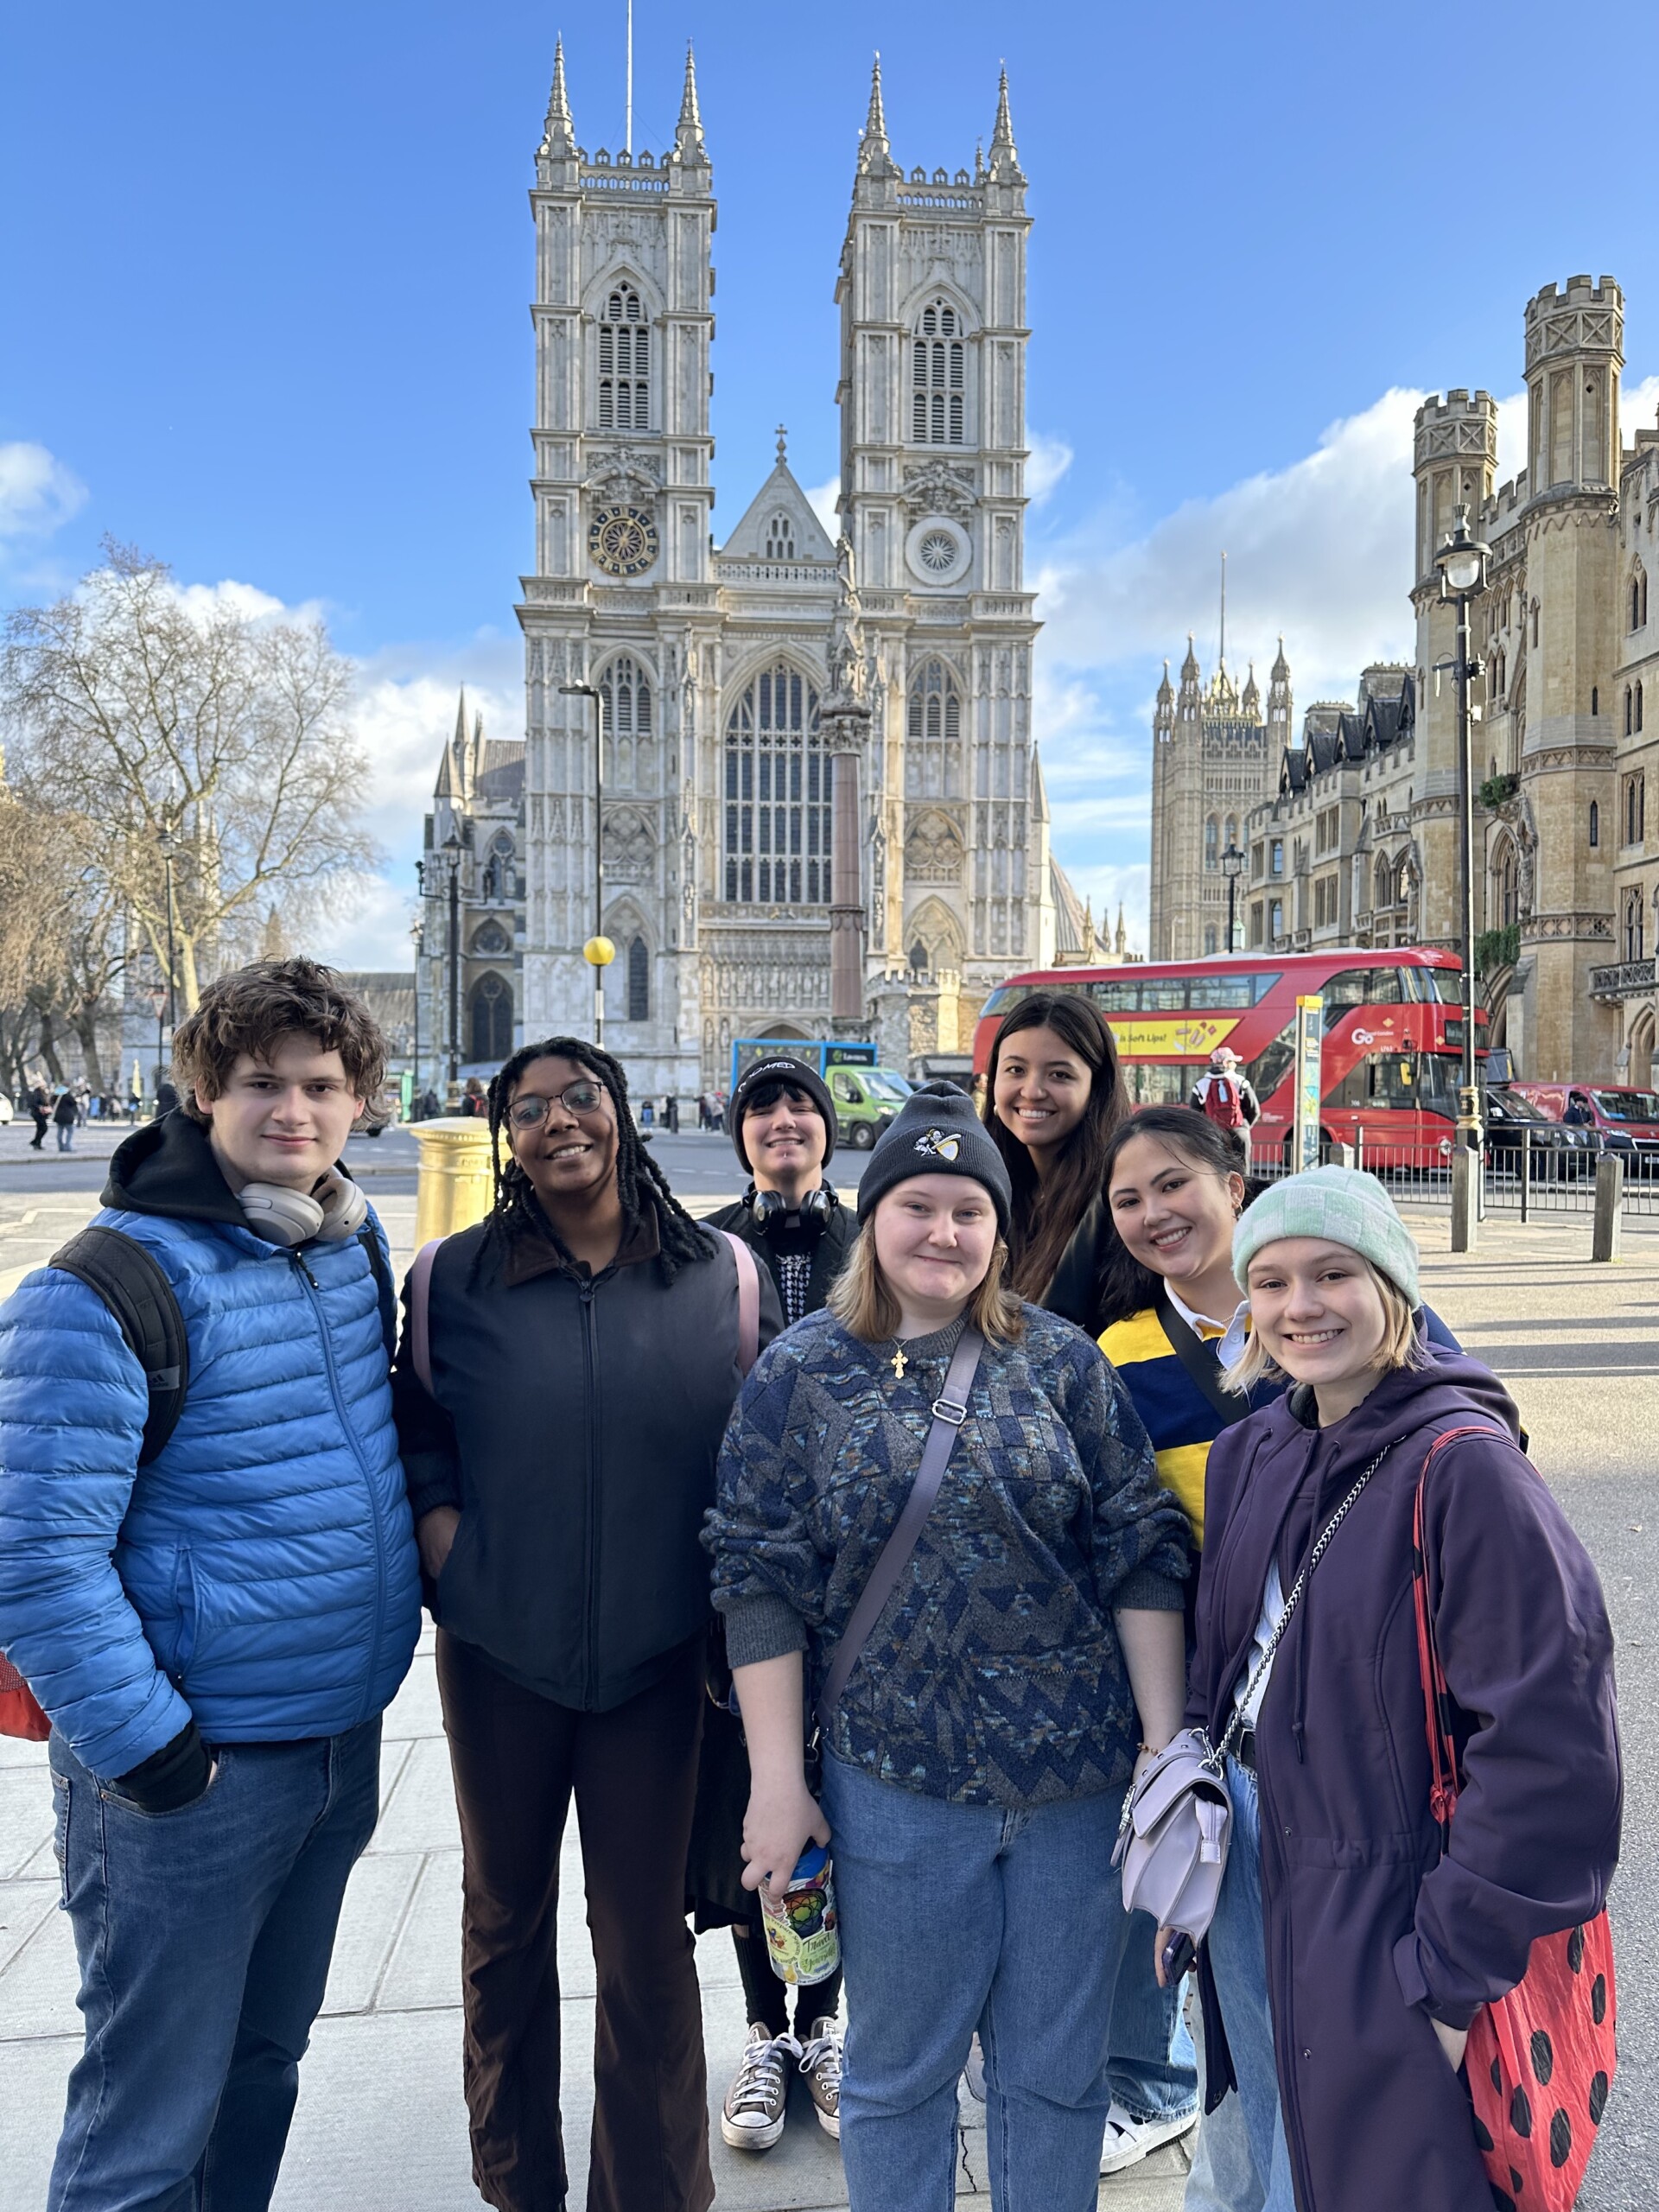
xmin=1166 ymin=1166 xmax=1620 ymax=2212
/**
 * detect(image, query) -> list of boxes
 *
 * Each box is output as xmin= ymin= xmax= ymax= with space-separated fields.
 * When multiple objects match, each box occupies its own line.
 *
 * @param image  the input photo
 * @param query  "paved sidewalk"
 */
xmin=2 ymin=1191 xmax=1651 ymax=2208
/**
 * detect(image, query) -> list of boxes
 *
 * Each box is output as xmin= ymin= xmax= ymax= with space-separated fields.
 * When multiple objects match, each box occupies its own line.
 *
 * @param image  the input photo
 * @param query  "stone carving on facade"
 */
xmin=901 ymin=459 xmax=976 ymax=520
xmin=905 ymin=807 xmax=965 ymax=882
xmin=1494 ymin=786 xmax=1539 ymax=920
xmin=826 ymin=537 xmax=868 ymax=707
xmin=584 ymin=445 xmax=664 ymax=504
xmin=601 ymin=806 xmax=655 ymax=883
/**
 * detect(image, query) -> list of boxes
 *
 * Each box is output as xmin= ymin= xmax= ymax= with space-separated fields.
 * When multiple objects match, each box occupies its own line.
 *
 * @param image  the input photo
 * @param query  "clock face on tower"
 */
xmin=588 ymin=504 xmax=659 ymax=579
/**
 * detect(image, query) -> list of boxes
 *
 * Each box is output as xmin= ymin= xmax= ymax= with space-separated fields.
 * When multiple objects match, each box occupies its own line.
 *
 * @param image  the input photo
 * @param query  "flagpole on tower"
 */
xmin=625 ymin=0 xmax=633 ymax=154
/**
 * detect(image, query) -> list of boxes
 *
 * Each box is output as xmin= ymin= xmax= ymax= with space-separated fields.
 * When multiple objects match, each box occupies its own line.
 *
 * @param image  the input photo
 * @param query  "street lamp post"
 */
xmin=1434 ymin=501 xmax=1490 ymax=1254
xmin=408 ymin=916 xmax=423 ymax=1114
xmin=559 ymin=682 xmax=613 ymax=1048
xmin=442 ymin=832 xmax=462 ymax=1093
xmin=158 ymin=824 xmax=178 ymax=1037
xmin=1221 ymin=841 xmax=1246 ymax=953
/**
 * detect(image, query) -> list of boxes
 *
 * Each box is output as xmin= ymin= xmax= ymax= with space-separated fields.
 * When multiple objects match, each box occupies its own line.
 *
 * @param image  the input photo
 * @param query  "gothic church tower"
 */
xmin=839 ymin=63 xmax=1046 ymax=1033
xmin=517 ymin=44 xmax=714 ymax=1096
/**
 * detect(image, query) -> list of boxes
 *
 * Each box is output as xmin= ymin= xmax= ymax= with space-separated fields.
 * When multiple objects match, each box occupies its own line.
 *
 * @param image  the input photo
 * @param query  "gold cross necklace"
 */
xmin=889 ymin=1346 xmax=908 ymax=1378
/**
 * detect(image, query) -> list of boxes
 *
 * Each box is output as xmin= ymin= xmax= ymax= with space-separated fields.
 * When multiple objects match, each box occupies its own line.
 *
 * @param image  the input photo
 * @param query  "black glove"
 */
xmin=109 ymin=1721 xmax=213 ymax=1813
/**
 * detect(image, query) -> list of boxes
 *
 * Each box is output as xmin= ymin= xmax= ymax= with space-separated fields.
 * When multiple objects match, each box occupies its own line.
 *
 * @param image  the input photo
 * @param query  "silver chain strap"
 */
xmin=1204 ymin=1435 xmax=1403 ymax=1774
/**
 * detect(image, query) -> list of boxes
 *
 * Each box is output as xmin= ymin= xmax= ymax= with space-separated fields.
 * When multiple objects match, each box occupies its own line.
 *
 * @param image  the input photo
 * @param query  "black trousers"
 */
xmin=436 ymin=1630 xmax=714 ymax=2212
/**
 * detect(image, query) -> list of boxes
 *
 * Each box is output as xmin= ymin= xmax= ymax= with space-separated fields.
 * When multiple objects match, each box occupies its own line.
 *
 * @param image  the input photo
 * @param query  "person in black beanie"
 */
xmin=696 ymin=1055 xmax=859 ymax=2150
xmin=708 ymin=1056 xmax=858 ymax=1326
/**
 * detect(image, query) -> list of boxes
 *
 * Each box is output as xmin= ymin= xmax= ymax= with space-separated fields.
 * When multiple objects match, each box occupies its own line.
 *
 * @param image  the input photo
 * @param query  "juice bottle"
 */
xmin=760 ymin=1842 xmax=839 ymax=1986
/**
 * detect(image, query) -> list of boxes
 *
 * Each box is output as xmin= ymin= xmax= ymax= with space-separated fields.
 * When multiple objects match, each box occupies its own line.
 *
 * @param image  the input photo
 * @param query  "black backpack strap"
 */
xmin=48 ymin=1227 xmax=189 ymax=1466
xmin=356 ymin=1223 xmax=397 ymax=1367
xmin=1154 ymin=1284 xmax=1247 ymax=1424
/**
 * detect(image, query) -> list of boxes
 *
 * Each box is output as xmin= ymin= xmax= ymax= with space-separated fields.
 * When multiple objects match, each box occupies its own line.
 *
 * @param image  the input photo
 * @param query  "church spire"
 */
xmin=858 ymin=54 xmax=894 ymax=175
xmin=541 ymin=35 xmax=575 ymax=159
xmin=988 ymin=66 xmax=1025 ymax=182
xmin=674 ymin=41 xmax=705 ymax=158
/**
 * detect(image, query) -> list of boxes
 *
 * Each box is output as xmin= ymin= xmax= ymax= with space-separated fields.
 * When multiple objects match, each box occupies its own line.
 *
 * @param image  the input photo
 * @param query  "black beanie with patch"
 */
xmin=728 ymin=1054 xmax=839 ymax=1172
xmin=855 ymin=1081 xmax=1011 ymax=1236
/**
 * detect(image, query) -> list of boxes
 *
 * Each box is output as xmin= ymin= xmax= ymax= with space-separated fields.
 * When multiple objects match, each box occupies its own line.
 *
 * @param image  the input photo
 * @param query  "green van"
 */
xmin=826 ymin=1064 xmax=915 ymax=1149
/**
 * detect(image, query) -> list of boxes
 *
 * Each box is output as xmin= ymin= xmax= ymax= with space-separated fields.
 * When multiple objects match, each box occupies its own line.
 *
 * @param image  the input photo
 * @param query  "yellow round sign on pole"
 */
xmin=583 ymin=935 xmax=616 ymax=968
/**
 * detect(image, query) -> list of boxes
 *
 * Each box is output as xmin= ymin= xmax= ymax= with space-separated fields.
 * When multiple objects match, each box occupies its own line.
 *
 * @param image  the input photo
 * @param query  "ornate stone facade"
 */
xmin=1151 ymin=274 xmax=1658 ymax=1087
xmin=512 ymin=47 xmax=1054 ymax=1096
xmin=417 ymin=691 xmax=526 ymax=1089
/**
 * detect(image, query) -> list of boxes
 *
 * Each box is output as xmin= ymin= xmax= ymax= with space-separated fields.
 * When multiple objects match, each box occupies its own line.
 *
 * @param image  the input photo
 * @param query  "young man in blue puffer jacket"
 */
xmin=0 ymin=959 xmax=421 ymax=2211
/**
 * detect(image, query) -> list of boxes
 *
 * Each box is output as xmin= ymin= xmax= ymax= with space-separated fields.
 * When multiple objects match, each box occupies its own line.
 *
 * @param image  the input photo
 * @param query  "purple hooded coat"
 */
xmin=1189 ymin=1347 xmax=1621 ymax=2212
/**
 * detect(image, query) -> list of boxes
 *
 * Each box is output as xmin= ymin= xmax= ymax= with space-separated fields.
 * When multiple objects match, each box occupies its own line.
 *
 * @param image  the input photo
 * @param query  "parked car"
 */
xmin=0 ymin=1095 xmax=13 ymax=1125
xmin=1507 ymin=1081 xmax=1659 ymax=1173
xmin=1482 ymin=1087 xmax=1597 ymax=1175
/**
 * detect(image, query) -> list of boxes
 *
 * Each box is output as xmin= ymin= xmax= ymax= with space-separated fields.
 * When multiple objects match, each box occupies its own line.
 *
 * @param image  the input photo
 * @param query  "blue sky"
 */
xmin=4 ymin=0 xmax=1657 ymax=966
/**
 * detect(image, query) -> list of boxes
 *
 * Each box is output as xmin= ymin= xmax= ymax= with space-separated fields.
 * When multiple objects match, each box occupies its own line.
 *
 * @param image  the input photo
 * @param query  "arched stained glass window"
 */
xmin=906 ymin=658 xmax=963 ymax=798
xmin=722 ymin=663 xmax=830 ymax=906
xmin=598 ymin=283 xmax=649 ymax=430
xmin=912 ymin=300 xmax=965 ymax=446
xmin=626 ymin=935 xmax=649 ymax=1022
xmin=469 ymin=972 xmax=512 ymax=1065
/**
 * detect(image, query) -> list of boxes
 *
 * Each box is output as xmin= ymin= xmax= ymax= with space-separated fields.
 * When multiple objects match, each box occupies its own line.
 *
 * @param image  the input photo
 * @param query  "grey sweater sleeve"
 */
xmin=719 ymin=1591 xmax=810 ymax=1669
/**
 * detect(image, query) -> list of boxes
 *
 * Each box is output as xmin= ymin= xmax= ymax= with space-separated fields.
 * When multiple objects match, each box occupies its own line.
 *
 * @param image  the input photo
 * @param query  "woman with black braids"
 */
xmin=393 ymin=1036 xmax=782 ymax=2212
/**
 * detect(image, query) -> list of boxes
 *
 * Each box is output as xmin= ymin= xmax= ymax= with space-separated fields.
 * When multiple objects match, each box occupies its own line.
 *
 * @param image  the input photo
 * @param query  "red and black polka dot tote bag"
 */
xmin=1414 ymin=1428 xmax=1616 ymax=2212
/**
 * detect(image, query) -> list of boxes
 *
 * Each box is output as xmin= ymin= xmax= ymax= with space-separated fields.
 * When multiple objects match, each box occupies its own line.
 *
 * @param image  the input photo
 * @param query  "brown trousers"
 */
xmin=435 ymin=1630 xmax=714 ymax=2212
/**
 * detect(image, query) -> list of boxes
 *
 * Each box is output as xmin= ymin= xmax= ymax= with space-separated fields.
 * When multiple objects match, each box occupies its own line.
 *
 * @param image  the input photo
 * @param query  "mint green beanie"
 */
xmin=1231 ymin=1165 xmax=1421 ymax=1308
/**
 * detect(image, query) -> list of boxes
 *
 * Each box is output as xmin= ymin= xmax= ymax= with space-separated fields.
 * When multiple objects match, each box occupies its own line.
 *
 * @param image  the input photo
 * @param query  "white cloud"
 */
xmin=0 ymin=441 xmax=88 ymax=542
xmin=172 ymin=577 xmax=299 ymax=625
xmin=805 ymin=475 xmax=841 ymax=541
xmin=1026 ymin=431 xmax=1073 ymax=506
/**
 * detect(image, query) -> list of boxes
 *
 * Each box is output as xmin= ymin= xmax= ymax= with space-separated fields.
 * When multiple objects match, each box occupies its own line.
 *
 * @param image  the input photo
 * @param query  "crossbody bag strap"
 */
xmin=1411 ymin=1422 xmax=1507 ymax=1831
xmin=1154 ymin=1286 xmax=1247 ymax=1423
xmin=815 ymin=1328 xmax=984 ymax=1732
xmin=1210 ymin=1433 xmax=1407 ymax=1770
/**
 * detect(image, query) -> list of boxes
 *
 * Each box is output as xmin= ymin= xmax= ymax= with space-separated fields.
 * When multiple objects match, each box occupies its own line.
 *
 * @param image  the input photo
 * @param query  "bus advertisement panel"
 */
xmin=971 ymin=949 xmax=1488 ymax=1171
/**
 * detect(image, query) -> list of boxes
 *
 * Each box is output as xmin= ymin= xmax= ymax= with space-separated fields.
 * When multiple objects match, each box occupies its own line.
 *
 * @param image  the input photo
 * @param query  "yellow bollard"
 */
xmin=412 ymin=1118 xmax=498 ymax=1249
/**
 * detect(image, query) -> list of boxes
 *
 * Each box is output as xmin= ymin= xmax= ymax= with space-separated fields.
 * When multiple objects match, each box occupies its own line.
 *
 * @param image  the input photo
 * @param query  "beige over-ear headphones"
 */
xmin=238 ymin=1171 xmax=369 ymax=1249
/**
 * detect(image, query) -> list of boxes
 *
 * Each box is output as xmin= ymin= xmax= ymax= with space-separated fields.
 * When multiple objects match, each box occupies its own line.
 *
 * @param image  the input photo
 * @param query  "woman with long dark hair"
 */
xmin=393 ymin=1035 xmax=781 ymax=2212
xmin=982 ymin=991 xmax=1127 ymax=1334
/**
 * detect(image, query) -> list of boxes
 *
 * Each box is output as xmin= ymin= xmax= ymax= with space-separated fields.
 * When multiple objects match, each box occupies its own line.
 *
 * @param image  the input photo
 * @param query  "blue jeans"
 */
xmin=1205 ymin=1758 xmax=1295 ymax=2212
xmin=47 ymin=1717 xmax=383 ymax=2211
xmin=822 ymin=1752 xmax=1179 ymax=2212
xmin=57 ymin=1122 xmax=73 ymax=1150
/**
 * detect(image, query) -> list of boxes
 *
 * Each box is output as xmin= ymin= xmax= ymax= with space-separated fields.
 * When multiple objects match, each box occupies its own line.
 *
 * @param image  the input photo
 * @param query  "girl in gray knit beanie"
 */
xmin=1224 ymin=1165 xmax=1427 ymax=1412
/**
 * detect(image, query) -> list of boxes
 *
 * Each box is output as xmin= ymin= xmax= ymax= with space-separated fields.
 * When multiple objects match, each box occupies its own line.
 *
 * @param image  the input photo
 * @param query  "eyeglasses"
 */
xmin=506 ymin=1081 xmax=607 ymax=1132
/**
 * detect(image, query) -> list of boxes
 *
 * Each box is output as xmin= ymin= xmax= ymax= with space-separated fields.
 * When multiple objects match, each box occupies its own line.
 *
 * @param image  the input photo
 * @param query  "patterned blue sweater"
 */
xmin=705 ymin=1305 xmax=1189 ymax=1808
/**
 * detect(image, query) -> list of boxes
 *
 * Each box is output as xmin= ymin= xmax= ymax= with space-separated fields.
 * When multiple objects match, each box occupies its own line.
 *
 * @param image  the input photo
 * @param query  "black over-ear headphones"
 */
xmin=748 ymin=1182 xmax=839 ymax=1230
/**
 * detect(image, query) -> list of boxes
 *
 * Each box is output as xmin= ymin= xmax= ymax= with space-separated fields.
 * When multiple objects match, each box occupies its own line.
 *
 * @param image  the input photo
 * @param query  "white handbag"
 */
xmin=1113 ymin=1435 xmax=1404 ymax=1938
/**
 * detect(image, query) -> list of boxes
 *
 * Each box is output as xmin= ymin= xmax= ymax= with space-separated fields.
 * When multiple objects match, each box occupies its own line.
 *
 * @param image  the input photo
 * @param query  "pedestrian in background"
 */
xmin=29 ymin=1077 xmax=50 ymax=1149
xmin=1174 ymin=1166 xmax=1620 ymax=2212
xmin=982 ymin=991 xmax=1128 ymax=1337
xmin=53 ymin=1087 xmax=78 ymax=1151
xmin=1188 ymin=1049 xmax=1259 ymax=1168
xmin=395 ymin=1035 xmax=781 ymax=2212
xmin=707 ymin=1084 xmax=1190 ymax=2212
xmin=696 ymin=1055 xmax=858 ymax=2151
xmin=0 ymin=960 xmax=419 ymax=2211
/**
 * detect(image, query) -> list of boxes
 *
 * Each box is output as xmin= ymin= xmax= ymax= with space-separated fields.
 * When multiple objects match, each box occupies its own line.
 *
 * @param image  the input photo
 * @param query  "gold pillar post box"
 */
xmin=412 ymin=1118 xmax=498 ymax=1249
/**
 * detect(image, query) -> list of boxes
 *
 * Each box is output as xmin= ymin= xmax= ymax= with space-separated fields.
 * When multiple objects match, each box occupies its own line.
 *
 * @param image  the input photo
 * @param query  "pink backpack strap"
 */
xmin=720 ymin=1230 xmax=761 ymax=1375
xmin=410 ymin=1237 xmax=444 ymax=1395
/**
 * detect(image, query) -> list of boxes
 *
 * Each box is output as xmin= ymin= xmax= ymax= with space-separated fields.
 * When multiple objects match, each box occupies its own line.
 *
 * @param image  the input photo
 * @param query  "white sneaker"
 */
xmin=797 ymin=2017 xmax=843 ymax=2139
xmin=721 ymin=2024 xmax=801 ymax=2151
xmin=1098 ymin=2101 xmax=1199 ymax=2175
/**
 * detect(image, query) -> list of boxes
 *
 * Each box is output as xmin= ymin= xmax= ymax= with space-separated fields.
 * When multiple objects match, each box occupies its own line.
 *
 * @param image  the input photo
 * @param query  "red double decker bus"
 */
xmin=971 ymin=948 xmax=1487 ymax=1170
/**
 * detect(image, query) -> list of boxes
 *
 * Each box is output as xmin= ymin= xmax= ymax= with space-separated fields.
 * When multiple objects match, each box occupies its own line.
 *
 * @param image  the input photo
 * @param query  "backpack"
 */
xmin=1200 ymin=1074 xmax=1249 ymax=1132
